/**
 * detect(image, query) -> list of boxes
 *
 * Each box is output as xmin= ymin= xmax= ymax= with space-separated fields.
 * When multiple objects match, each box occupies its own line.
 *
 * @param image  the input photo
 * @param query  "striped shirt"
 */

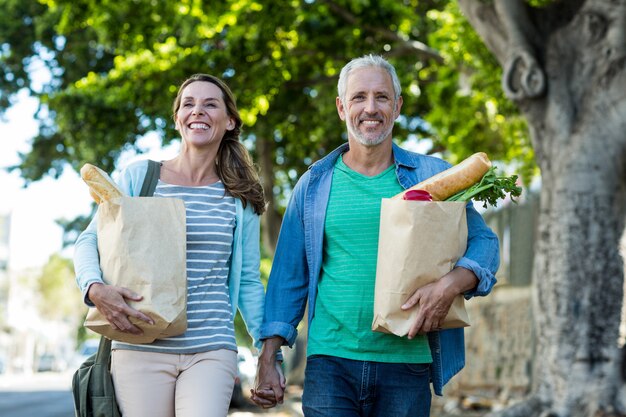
xmin=115 ymin=180 xmax=237 ymax=354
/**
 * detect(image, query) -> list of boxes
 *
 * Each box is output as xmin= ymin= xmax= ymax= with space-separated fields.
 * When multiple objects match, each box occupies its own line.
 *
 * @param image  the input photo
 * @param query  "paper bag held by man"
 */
xmin=372 ymin=199 xmax=469 ymax=336
xmin=372 ymin=153 xmax=492 ymax=336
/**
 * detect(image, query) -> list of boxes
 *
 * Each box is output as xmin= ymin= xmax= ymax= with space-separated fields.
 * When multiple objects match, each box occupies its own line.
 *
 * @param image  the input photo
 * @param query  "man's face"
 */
xmin=337 ymin=66 xmax=402 ymax=147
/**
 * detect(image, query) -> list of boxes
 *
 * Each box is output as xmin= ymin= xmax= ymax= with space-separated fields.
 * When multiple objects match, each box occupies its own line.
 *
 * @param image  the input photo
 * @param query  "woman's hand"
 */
xmin=87 ymin=282 xmax=154 ymax=334
xmin=250 ymin=337 xmax=287 ymax=409
xmin=251 ymin=359 xmax=286 ymax=409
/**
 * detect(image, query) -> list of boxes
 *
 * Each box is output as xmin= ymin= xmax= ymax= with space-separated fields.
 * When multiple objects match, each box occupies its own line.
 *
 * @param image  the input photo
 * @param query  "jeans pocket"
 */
xmin=405 ymin=363 xmax=430 ymax=376
xmin=306 ymin=354 xmax=327 ymax=364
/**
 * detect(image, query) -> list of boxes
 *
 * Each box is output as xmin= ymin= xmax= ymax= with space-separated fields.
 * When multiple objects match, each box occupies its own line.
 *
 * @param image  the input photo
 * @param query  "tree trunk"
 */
xmin=458 ymin=1 xmax=626 ymax=415
xmin=256 ymin=135 xmax=281 ymax=257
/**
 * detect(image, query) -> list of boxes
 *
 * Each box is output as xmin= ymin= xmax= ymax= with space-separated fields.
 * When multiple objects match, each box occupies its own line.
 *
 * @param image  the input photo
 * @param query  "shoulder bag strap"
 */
xmin=94 ymin=336 xmax=112 ymax=365
xmin=139 ymin=160 xmax=161 ymax=197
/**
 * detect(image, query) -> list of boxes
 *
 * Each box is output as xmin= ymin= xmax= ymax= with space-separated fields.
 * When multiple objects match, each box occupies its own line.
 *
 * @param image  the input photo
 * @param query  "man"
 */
xmin=252 ymin=55 xmax=499 ymax=417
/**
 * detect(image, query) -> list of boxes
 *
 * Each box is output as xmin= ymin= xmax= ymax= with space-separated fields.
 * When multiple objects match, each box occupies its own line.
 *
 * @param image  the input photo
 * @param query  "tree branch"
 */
xmin=459 ymin=0 xmax=546 ymax=100
xmin=458 ymin=0 xmax=508 ymax=63
xmin=320 ymin=0 xmax=444 ymax=63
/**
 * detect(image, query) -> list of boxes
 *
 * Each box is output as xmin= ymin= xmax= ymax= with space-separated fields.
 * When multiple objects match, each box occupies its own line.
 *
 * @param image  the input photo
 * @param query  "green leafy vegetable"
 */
xmin=446 ymin=167 xmax=522 ymax=208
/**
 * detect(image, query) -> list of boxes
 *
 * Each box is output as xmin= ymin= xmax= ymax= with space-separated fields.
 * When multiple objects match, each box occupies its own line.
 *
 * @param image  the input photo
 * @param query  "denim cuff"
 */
xmin=260 ymin=321 xmax=298 ymax=347
xmin=455 ymin=257 xmax=496 ymax=298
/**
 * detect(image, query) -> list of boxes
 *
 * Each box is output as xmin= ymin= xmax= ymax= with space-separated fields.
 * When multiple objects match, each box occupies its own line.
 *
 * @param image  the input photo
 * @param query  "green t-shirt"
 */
xmin=307 ymin=156 xmax=432 ymax=363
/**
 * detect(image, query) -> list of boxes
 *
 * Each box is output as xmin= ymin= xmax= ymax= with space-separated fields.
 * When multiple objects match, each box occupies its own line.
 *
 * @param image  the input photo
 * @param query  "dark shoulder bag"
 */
xmin=72 ymin=160 xmax=161 ymax=417
xmin=139 ymin=160 xmax=161 ymax=198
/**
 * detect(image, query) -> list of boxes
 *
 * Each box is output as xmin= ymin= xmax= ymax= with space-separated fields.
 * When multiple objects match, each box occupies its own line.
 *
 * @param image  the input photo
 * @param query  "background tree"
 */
xmin=36 ymin=254 xmax=85 ymax=333
xmin=6 ymin=2 xmax=622 ymax=416
xmin=459 ymin=0 xmax=626 ymax=416
xmin=0 ymin=0 xmax=528 ymax=253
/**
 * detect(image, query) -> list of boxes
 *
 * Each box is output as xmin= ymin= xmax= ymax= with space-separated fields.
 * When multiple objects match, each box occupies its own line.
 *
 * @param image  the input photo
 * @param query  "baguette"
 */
xmin=393 ymin=152 xmax=492 ymax=201
xmin=80 ymin=163 xmax=124 ymax=204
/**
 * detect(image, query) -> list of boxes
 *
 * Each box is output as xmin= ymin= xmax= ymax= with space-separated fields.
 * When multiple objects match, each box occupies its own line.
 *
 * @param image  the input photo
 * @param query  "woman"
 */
xmin=74 ymin=74 xmax=268 ymax=417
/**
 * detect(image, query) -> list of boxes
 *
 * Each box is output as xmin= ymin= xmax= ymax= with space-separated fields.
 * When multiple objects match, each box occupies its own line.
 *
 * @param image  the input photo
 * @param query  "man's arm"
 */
xmin=259 ymin=177 xmax=311 ymax=347
xmin=456 ymin=203 xmax=500 ymax=296
xmin=251 ymin=337 xmax=286 ymax=408
xmin=252 ymin=177 xmax=312 ymax=408
xmin=401 ymin=266 xmax=478 ymax=338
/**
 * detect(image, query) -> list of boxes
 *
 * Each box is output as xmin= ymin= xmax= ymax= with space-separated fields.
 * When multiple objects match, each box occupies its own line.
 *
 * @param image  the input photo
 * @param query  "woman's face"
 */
xmin=175 ymin=81 xmax=235 ymax=149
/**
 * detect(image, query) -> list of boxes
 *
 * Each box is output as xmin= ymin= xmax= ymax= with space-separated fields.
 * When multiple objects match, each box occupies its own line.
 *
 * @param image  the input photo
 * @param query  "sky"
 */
xmin=0 ymin=91 xmax=88 ymax=270
xmin=0 ymin=90 xmax=178 ymax=271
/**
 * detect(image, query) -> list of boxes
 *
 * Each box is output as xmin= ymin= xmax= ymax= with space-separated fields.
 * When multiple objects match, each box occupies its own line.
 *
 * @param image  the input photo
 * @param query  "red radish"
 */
xmin=402 ymin=189 xmax=433 ymax=201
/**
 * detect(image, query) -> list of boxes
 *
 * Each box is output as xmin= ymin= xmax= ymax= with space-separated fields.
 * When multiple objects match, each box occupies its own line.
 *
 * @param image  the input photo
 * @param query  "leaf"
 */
xmin=446 ymin=167 xmax=523 ymax=208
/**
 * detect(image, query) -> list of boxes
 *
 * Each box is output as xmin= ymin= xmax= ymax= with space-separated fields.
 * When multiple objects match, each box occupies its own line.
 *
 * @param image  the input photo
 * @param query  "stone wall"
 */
xmin=439 ymin=194 xmax=540 ymax=399
xmin=444 ymin=285 xmax=535 ymax=400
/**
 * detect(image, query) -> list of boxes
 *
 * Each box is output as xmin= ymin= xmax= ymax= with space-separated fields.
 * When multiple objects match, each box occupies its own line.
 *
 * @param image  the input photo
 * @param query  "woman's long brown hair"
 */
xmin=172 ymin=74 xmax=266 ymax=215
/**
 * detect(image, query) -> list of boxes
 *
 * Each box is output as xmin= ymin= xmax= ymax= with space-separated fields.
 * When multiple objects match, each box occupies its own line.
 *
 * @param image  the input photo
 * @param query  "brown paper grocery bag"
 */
xmin=372 ymin=199 xmax=469 ymax=336
xmin=85 ymin=196 xmax=187 ymax=344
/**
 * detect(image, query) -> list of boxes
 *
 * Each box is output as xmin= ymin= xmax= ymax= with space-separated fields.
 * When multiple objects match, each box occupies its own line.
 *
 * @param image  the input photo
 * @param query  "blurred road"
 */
xmin=0 ymin=371 xmax=485 ymax=417
xmin=0 ymin=371 xmax=304 ymax=417
xmin=0 ymin=371 xmax=74 ymax=417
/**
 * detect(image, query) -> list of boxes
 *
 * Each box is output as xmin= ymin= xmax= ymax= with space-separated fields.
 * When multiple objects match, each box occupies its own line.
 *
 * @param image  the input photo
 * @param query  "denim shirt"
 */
xmin=260 ymin=142 xmax=499 ymax=395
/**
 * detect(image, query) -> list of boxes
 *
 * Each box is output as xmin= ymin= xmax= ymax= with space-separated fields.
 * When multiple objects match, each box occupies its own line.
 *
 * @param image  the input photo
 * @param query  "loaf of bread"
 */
xmin=80 ymin=163 xmax=124 ymax=204
xmin=394 ymin=152 xmax=492 ymax=201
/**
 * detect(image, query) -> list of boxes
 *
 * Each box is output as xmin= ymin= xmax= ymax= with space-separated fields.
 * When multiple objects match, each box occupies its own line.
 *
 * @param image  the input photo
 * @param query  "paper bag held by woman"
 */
xmin=81 ymin=163 xmax=187 ymax=344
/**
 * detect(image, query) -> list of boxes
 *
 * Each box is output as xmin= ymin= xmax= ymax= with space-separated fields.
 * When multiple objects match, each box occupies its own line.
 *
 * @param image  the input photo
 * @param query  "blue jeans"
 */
xmin=302 ymin=355 xmax=432 ymax=417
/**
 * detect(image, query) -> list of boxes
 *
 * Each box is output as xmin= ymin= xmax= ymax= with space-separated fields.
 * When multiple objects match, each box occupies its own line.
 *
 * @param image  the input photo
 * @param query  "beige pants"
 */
xmin=111 ymin=348 xmax=237 ymax=417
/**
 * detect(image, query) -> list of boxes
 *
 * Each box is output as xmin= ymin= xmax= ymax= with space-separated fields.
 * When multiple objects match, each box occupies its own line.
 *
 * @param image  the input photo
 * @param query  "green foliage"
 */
xmin=423 ymin=3 xmax=537 ymax=182
xmin=0 ymin=0 xmax=52 ymax=111
xmin=260 ymin=257 xmax=272 ymax=287
xmin=447 ymin=166 xmax=523 ymax=208
xmin=1 ymin=0 xmax=537 ymax=223
xmin=0 ymin=0 xmax=541 ymax=350
xmin=234 ymin=310 xmax=253 ymax=348
xmin=36 ymin=253 xmax=85 ymax=322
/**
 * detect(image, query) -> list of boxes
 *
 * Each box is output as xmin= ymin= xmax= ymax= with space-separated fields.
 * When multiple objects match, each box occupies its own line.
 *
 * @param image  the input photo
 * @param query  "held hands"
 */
xmin=251 ymin=337 xmax=287 ymax=409
xmin=401 ymin=267 xmax=478 ymax=339
xmin=251 ymin=359 xmax=285 ymax=409
xmin=87 ymin=282 xmax=154 ymax=334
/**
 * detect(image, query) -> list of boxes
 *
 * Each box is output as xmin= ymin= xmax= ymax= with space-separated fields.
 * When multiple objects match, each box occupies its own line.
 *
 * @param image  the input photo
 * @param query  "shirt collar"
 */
xmin=310 ymin=140 xmax=419 ymax=174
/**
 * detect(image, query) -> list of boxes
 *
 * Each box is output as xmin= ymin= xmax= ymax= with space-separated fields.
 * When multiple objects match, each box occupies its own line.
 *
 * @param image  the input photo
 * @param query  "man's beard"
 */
xmin=346 ymin=118 xmax=393 ymax=147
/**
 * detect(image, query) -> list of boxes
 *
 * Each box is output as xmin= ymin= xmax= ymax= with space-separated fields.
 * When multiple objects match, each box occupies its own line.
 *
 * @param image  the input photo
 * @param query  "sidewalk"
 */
xmin=0 ymin=372 xmax=487 ymax=417
xmin=228 ymin=385 xmax=490 ymax=417
xmin=229 ymin=385 xmax=304 ymax=417
xmin=0 ymin=370 xmax=73 ymax=391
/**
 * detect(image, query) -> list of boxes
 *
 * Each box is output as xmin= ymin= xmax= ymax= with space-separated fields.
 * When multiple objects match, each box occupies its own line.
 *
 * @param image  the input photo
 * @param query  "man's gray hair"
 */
xmin=337 ymin=54 xmax=402 ymax=103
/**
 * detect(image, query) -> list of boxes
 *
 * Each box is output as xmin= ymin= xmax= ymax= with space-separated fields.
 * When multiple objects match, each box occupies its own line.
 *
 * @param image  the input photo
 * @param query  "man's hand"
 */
xmin=401 ymin=267 xmax=478 ymax=338
xmin=251 ymin=360 xmax=285 ymax=409
xmin=251 ymin=337 xmax=286 ymax=409
xmin=87 ymin=282 xmax=154 ymax=334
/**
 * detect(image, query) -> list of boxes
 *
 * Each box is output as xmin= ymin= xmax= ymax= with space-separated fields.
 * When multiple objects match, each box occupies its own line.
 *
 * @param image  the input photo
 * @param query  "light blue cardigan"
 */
xmin=73 ymin=160 xmax=265 ymax=351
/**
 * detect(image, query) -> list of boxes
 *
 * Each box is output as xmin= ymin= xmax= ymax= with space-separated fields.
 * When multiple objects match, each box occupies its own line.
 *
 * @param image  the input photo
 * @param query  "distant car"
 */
xmin=72 ymin=339 xmax=99 ymax=368
xmin=230 ymin=346 xmax=258 ymax=409
xmin=237 ymin=347 xmax=257 ymax=392
xmin=36 ymin=353 xmax=66 ymax=372
xmin=78 ymin=339 xmax=99 ymax=357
